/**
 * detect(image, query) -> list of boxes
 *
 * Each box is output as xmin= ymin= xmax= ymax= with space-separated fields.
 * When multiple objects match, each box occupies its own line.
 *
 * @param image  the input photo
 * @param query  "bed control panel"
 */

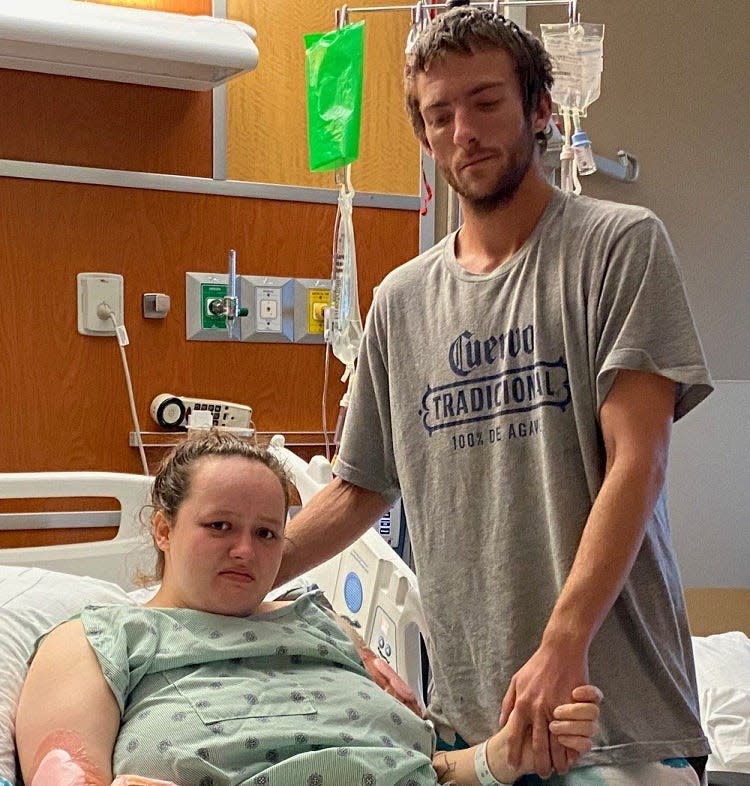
xmin=370 ymin=607 xmax=397 ymax=666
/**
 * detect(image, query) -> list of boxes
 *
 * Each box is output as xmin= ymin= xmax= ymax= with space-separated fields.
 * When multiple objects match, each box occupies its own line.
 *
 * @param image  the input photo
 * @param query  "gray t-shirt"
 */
xmin=334 ymin=188 xmax=713 ymax=765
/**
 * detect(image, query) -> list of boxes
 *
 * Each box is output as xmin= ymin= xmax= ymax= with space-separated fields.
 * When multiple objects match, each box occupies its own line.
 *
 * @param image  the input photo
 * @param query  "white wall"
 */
xmin=668 ymin=381 xmax=750 ymax=587
xmin=527 ymin=0 xmax=750 ymax=381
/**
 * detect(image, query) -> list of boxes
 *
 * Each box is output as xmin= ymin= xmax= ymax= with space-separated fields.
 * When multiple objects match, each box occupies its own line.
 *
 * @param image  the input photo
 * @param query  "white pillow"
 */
xmin=0 ymin=566 xmax=135 ymax=785
xmin=692 ymin=632 xmax=750 ymax=775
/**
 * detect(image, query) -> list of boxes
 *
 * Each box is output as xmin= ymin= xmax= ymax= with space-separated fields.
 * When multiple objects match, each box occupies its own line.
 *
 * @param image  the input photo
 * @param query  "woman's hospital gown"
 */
xmin=80 ymin=591 xmax=437 ymax=786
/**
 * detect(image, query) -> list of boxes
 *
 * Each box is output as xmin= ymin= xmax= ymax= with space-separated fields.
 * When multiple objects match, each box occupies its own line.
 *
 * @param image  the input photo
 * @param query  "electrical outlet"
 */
xmin=294 ymin=278 xmax=330 ymax=343
xmin=240 ymin=276 xmax=294 ymax=343
xmin=77 ymin=272 xmax=123 ymax=336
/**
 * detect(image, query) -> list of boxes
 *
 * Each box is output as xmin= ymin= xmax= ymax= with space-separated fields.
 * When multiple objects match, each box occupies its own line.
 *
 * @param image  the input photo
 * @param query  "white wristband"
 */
xmin=474 ymin=740 xmax=514 ymax=786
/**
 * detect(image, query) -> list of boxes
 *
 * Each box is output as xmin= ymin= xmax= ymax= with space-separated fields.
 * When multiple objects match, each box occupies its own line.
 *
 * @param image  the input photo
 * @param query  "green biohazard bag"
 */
xmin=304 ymin=21 xmax=365 ymax=172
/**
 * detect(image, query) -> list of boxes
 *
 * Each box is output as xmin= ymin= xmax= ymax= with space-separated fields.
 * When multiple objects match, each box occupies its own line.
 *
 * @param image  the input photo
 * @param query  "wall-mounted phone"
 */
xmin=150 ymin=394 xmax=252 ymax=430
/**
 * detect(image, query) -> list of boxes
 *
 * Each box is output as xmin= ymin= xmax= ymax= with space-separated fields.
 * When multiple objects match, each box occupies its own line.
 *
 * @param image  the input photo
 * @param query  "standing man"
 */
xmin=278 ymin=7 xmax=713 ymax=785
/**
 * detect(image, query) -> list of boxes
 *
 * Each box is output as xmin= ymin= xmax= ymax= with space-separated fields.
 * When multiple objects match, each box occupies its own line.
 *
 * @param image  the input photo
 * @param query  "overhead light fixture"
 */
xmin=0 ymin=1 xmax=259 ymax=90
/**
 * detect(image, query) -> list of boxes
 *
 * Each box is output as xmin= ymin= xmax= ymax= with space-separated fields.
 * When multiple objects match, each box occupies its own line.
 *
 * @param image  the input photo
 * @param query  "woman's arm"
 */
xmin=16 ymin=619 xmax=120 ymax=786
xmin=432 ymin=685 xmax=601 ymax=785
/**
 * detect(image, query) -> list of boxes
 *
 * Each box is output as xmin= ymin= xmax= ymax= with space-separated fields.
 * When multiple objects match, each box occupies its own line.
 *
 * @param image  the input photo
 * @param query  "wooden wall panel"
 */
xmin=226 ymin=0 xmax=421 ymax=195
xmin=0 ymin=0 xmax=213 ymax=176
xmin=0 ymin=177 xmax=419 ymax=473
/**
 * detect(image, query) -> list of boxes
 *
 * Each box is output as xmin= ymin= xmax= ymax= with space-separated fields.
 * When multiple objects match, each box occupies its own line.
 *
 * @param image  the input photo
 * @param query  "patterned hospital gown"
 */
xmin=80 ymin=592 xmax=437 ymax=786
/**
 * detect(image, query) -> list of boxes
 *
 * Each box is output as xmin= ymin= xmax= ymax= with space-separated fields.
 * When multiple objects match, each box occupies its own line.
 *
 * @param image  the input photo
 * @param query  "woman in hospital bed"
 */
xmin=15 ymin=432 xmax=601 ymax=786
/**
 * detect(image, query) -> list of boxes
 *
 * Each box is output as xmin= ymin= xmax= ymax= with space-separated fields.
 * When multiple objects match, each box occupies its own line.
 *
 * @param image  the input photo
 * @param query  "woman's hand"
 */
xmin=360 ymin=647 xmax=424 ymax=717
xmin=548 ymin=684 xmax=602 ymax=765
xmin=331 ymin=608 xmax=424 ymax=717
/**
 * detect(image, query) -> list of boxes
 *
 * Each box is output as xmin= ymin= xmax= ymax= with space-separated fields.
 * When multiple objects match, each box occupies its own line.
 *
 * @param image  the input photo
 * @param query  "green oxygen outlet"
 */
xmin=201 ymin=283 xmax=228 ymax=330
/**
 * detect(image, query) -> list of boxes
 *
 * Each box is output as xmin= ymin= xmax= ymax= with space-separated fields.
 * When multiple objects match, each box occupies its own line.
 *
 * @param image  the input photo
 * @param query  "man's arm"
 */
xmin=500 ymin=369 xmax=676 ymax=777
xmin=275 ymin=476 xmax=392 ymax=588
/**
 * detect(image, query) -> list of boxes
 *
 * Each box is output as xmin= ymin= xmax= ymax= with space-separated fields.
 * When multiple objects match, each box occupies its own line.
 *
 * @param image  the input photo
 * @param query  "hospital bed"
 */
xmin=1 ymin=437 xmax=748 ymax=786
xmin=0 ymin=436 xmax=427 ymax=786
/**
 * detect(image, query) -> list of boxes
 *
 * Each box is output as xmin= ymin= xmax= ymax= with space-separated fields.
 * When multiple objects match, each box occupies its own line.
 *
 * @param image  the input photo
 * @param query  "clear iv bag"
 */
xmin=540 ymin=23 xmax=604 ymax=117
xmin=328 ymin=185 xmax=363 ymax=375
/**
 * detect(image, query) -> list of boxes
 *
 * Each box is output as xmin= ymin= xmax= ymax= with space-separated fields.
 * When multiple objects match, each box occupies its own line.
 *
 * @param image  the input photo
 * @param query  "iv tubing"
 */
xmin=322 ymin=342 xmax=333 ymax=461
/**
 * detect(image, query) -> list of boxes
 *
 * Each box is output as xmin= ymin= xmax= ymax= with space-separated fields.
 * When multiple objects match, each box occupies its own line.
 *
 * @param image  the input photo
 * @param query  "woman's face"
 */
xmin=153 ymin=455 xmax=287 ymax=617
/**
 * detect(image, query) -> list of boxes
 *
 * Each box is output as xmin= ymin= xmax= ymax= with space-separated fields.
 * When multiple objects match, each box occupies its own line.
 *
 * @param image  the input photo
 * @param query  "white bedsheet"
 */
xmin=693 ymin=632 xmax=750 ymax=774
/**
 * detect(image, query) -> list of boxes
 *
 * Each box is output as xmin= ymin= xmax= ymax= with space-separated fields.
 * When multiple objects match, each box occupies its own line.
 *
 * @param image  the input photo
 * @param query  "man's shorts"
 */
xmin=516 ymin=758 xmax=701 ymax=785
xmin=435 ymin=733 xmax=704 ymax=785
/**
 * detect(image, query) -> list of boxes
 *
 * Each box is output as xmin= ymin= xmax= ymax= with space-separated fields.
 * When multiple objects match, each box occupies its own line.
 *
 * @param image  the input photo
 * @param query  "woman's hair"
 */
xmin=146 ymin=431 xmax=294 ymax=581
xmin=404 ymin=6 xmax=554 ymax=146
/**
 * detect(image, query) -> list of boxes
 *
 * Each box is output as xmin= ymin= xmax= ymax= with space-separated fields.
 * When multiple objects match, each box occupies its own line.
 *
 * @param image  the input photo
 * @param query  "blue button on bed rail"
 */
xmin=343 ymin=571 xmax=364 ymax=613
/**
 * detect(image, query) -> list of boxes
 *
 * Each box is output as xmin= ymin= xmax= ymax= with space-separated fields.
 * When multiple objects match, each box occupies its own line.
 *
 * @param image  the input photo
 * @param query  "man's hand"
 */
xmin=498 ymin=641 xmax=589 ymax=778
xmin=489 ymin=684 xmax=601 ymax=783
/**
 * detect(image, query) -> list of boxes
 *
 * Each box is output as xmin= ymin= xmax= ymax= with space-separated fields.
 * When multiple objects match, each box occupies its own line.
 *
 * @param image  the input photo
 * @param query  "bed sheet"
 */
xmin=692 ymin=632 xmax=750 ymax=780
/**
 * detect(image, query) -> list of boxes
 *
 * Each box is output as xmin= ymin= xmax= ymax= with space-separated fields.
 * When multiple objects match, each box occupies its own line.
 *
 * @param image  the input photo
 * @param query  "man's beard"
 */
xmin=443 ymin=123 xmax=536 ymax=215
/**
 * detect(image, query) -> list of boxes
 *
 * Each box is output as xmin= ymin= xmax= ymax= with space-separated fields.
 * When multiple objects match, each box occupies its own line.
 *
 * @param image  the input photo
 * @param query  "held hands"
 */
xmin=498 ymin=643 xmax=591 ymax=779
xmin=488 ymin=685 xmax=602 ymax=783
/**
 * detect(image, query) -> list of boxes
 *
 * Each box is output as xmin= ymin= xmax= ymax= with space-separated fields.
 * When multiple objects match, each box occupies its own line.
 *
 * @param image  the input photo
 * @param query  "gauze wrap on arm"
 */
xmin=31 ymin=748 xmax=102 ymax=786
xmin=29 ymin=731 xmax=106 ymax=786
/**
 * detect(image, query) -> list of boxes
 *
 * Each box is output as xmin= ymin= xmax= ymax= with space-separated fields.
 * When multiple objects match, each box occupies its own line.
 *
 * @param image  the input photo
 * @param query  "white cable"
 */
xmin=322 ymin=341 xmax=332 ymax=462
xmin=101 ymin=307 xmax=149 ymax=476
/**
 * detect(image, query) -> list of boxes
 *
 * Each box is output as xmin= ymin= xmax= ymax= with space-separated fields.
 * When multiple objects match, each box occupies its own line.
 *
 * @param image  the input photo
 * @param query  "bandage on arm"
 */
xmin=29 ymin=732 xmax=107 ymax=786
xmin=31 ymin=750 xmax=179 ymax=786
xmin=29 ymin=735 xmax=180 ymax=786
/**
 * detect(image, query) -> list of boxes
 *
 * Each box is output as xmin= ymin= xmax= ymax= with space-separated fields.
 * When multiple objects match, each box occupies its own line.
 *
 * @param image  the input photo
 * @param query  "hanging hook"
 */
xmin=406 ymin=1 xmax=423 ymax=53
xmin=335 ymin=164 xmax=354 ymax=195
xmin=568 ymin=0 xmax=579 ymax=26
xmin=411 ymin=1 xmax=421 ymax=27
xmin=336 ymin=4 xmax=349 ymax=30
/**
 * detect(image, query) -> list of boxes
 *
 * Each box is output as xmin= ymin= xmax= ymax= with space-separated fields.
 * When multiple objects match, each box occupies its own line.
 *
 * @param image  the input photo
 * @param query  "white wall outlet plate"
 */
xmin=240 ymin=275 xmax=294 ymax=343
xmin=77 ymin=272 xmax=123 ymax=336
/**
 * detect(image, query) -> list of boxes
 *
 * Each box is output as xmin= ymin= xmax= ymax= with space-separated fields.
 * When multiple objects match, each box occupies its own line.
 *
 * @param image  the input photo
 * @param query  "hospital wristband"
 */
xmin=474 ymin=740 xmax=514 ymax=786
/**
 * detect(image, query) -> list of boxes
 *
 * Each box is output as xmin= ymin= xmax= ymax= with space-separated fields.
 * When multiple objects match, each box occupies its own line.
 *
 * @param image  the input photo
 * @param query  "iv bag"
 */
xmin=540 ymin=23 xmax=604 ymax=116
xmin=328 ymin=184 xmax=363 ymax=373
xmin=304 ymin=21 xmax=365 ymax=172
